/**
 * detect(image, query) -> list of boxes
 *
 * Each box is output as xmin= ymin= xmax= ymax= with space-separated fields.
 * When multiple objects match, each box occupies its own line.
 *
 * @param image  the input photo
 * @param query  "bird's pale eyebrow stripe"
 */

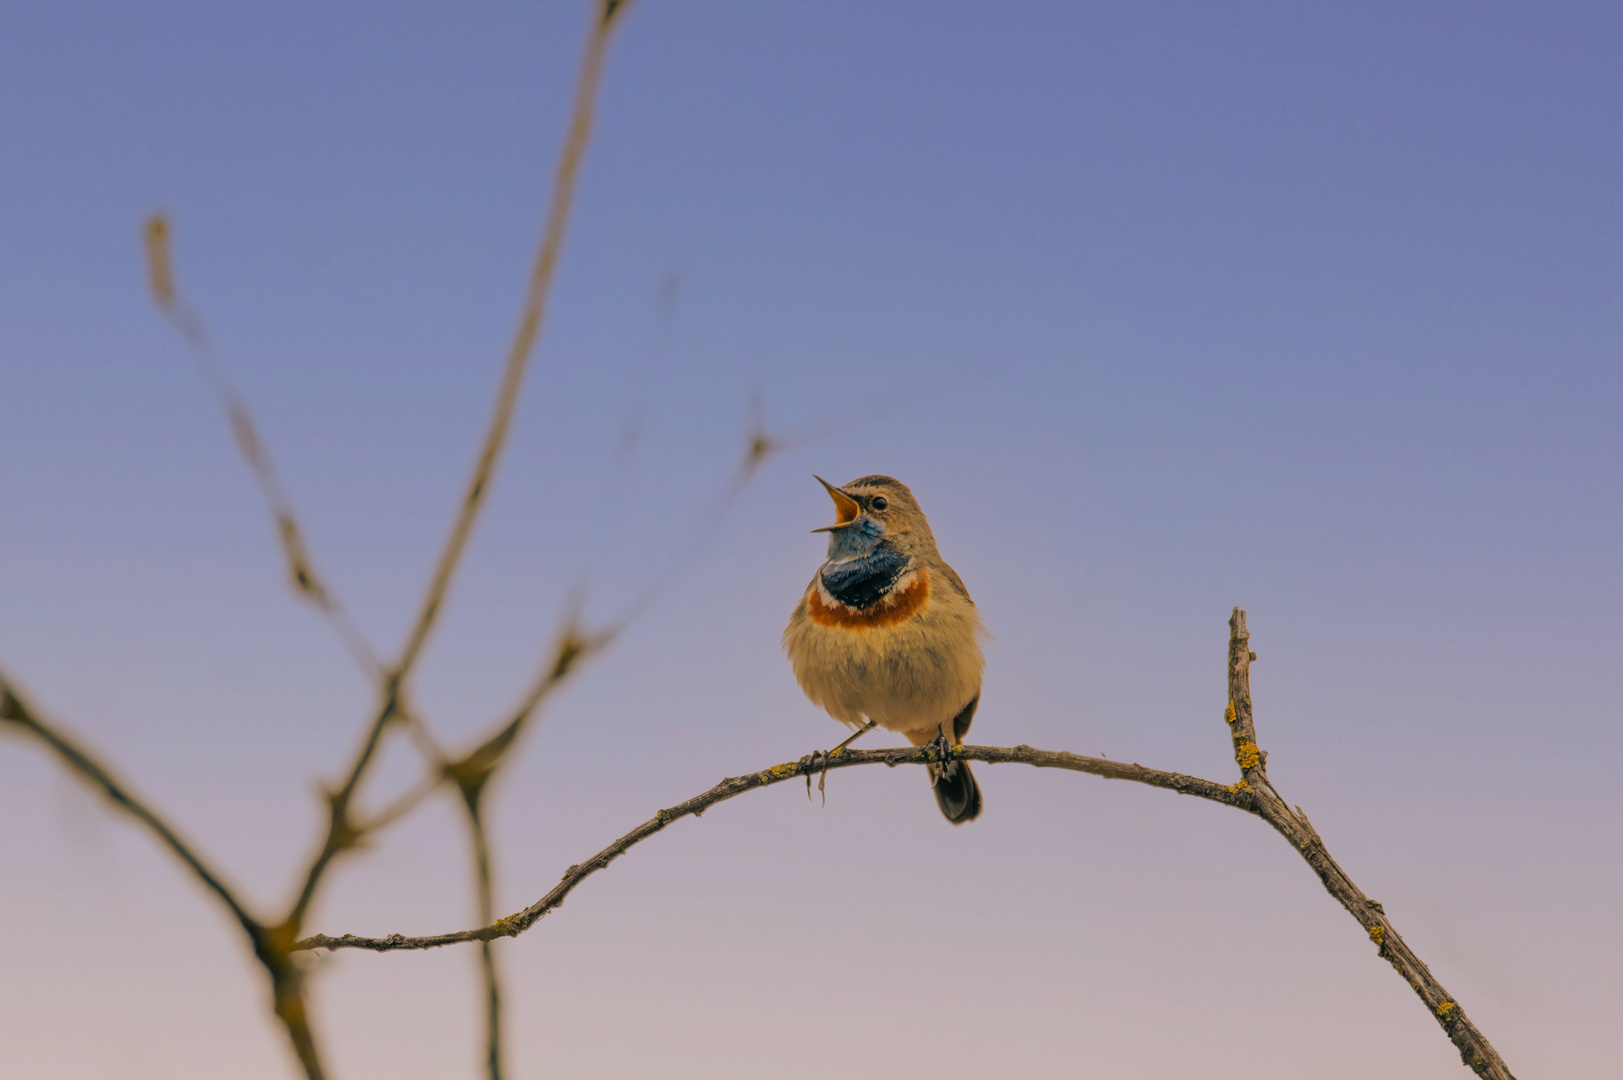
xmin=807 ymin=569 xmax=930 ymax=630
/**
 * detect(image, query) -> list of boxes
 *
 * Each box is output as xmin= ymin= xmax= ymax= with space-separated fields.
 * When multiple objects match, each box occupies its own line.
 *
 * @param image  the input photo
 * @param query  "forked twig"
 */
xmin=276 ymin=0 xmax=633 ymax=967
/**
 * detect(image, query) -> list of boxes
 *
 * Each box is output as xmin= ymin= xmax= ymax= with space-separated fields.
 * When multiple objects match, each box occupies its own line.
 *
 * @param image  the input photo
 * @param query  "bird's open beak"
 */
xmin=810 ymin=475 xmax=862 ymax=532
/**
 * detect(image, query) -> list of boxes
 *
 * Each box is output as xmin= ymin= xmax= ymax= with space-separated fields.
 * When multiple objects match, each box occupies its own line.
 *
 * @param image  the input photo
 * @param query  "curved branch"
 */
xmin=1222 ymin=609 xmax=1515 ymax=1080
xmin=294 ymin=742 xmax=1244 ymax=957
xmin=1 ymin=676 xmax=262 ymax=934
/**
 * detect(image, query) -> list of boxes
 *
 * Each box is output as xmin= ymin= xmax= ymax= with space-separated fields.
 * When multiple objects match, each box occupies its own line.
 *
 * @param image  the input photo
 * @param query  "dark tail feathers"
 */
xmin=930 ymin=759 xmax=982 ymax=825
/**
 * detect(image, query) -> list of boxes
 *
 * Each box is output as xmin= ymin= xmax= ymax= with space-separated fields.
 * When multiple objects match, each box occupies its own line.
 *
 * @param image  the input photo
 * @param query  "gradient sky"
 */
xmin=3 ymin=2 xmax=1620 ymax=1077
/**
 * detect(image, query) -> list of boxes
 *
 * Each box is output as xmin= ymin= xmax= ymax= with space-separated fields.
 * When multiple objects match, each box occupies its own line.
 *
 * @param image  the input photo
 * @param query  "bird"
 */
xmin=782 ymin=474 xmax=986 ymax=824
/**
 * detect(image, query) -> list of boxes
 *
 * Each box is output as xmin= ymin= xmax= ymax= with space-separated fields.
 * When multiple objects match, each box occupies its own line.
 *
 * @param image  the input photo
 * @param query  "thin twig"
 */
xmin=358 ymin=766 xmax=448 ymax=836
xmin=0 ymin=675 xmax=255 ymax=930
xmin=143 ymin=215 xmax=380 ymax=680
xmin=282 ymin=689 xmax=401 ymax=935
xmin=347 ymin=703 xmax=455 ymax=836
xmin=393 ymin=0 xmax=632 ymax=680
xmin=457 ymin=619 xmax=618 ymax=782
xmin=458 ymin=788 xmax=503 ymax=1080
xmin=294 ymin=742 xmax=1246 ymax=955
xmin=0 ymin=673 xmax=327 ymax=1080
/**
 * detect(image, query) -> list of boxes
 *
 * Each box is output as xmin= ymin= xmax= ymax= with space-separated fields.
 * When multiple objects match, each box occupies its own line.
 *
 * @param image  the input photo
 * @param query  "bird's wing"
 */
xmin=932 ymin=559 xmax=975 ymax=605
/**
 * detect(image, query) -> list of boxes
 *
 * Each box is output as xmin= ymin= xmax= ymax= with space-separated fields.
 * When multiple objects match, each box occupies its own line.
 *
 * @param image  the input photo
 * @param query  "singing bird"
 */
xmin=783 ymin=475 xmax=986 ymax=824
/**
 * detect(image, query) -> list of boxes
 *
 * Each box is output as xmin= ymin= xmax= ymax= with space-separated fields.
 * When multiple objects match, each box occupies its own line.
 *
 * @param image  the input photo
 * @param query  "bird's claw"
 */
xmin=801 ymin=750 xmax=830 ymax=805
xmin=926 ymin=734 xmax=956 ymax=785
xmin=802 ymin=721 xmax=877 ymax=807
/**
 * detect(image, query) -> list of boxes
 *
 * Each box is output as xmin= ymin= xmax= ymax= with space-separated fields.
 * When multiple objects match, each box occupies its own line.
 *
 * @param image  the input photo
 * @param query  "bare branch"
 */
xmin=139 ymin=0 xmax=640 ymax=1000
xmin=345 ymin=622 xmax=612 ymax=873
xmin=282 ymin=691 xmax=401 ymax=934
xmin=282 ymin=617 xmax=615 ymax=1024
xmin=0 ymin=673 xmax=261 ymax=935
xmin=344 ymin=703 xmax=455 ymax=837
xmin=451 ymin=620 xmax=617 ymax=788
xmin=439 ymin=619 xmax=617 ymax=1079
xmin=294 ymin=742 xmax=1245 ymax=956
xmin=1222 ymin=609 xmax=1517 ymax=1080
xmin=295 ymin=613 xmax=1520 ymax=1078
xmin=394 ymin=0 xmax=630 ymax=680
xmin=0 ymin=672 xmax=327 ymax=1080
xmin=143 ymin=214 xmax=380 ymax=680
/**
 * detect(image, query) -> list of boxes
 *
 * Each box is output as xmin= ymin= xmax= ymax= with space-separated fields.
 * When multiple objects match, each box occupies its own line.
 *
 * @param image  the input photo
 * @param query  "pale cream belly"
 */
xmin=784 ymin=600 xmax=983 ymax=738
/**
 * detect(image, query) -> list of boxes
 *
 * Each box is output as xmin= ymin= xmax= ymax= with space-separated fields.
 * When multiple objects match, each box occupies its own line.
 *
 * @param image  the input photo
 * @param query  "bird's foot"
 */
xmin=925 ymin=734 xmax=957 ymax=784
xmin=801 ymin=721 xmax=877 ymax=806
xmin=800 ymin=749 xmax=830 ymax=804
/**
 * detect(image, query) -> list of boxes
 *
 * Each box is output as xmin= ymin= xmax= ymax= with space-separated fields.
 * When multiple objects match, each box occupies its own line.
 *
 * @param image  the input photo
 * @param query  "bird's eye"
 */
xmin=870 ymin=496 xmax=889 ymax=511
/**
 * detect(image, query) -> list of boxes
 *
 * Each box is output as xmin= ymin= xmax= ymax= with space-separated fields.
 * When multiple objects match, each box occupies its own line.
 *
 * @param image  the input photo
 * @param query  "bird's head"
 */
xmin=811 ymin=474 xmax=934 ymax=563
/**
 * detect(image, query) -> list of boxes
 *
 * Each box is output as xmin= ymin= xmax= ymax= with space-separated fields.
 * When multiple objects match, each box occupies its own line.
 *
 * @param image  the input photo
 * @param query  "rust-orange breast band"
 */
xmin=807 ymin=568 xmax=930 ymax=630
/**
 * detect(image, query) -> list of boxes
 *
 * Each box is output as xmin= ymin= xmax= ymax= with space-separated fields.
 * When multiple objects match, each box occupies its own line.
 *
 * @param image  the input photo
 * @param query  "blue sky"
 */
xmin=3 ymin=3 xmax=1620 ymax=1077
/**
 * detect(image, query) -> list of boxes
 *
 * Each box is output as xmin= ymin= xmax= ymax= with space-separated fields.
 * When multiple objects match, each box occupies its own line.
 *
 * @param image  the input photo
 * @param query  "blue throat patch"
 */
xmin=820 ymin=545 xmax=912 ymax=609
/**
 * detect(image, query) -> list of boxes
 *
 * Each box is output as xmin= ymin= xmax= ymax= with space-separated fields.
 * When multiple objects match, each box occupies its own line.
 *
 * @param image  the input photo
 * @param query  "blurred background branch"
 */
xmin=7 ymin=2 xmax=639 ymax=1076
